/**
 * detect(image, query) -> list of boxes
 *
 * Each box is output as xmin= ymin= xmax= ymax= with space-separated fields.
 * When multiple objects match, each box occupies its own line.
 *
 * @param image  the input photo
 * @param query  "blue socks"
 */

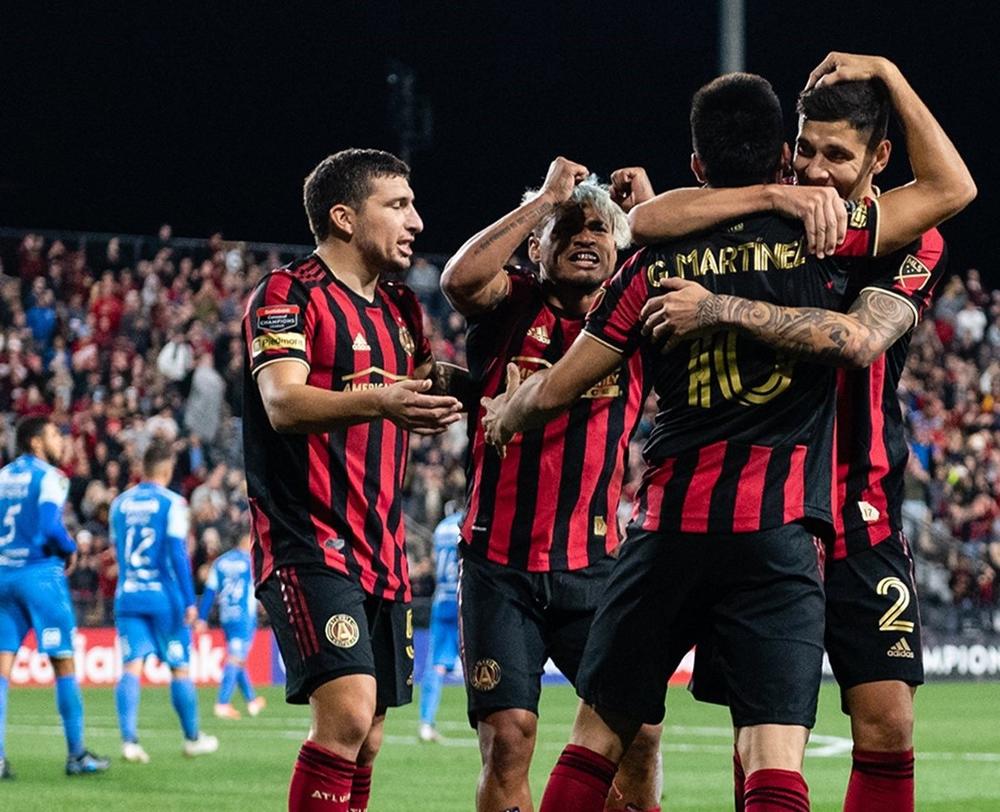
xmin=419 ymin=666 xmax=444 ymax=726
xmin=55 ymin=675 xmax=84 ymax=758
xmin=170 ymin=678 xmax=199 ymax=741
xmin=0 ymin=675 xmax=8 ymax=758
xmin=115 ymin=671 xmax=141 ymax=743
xmin=236 ymin=667 xmax=256 ymax=702
xmin=218 ymin=664 xmax=238 ymax=705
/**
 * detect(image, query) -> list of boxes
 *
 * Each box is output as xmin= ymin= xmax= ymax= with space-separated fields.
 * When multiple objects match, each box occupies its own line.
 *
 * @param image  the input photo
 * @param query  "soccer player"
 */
xmin=418 ymin=503 xmax=461 ymax=743
xmin=441 ymin=159 xmax=663 ymax=812
xmin=111 ymin=439 xmax=219 ymax=763
xmin=0 ymin=417 xmax=110 ymax=778
xmin=629 ymin=53 xmax=974 ymax=812
xmin=197 ymin=531 xmax=266 ymax=720
xmin=482 ymin=67 xmax=971 ymax=812
xmin=243 ymin=148 xmax=463 ymax=811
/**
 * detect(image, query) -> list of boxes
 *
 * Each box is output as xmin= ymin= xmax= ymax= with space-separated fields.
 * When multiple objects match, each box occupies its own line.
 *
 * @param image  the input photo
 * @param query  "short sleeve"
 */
xmin=38 ymin=467 xmax=69 ymax=507
xmin=835 ymin=197 xmax=881 ymax=258
xmin=244 ymin=271 xmax=313 ymax=376
xmin=166 ymin=497 xmax=190 ymax=541
xmin=583 ymin=249 xmax=649 ymax=355
xmin=858 ymin=229 xmax=947 ymax=326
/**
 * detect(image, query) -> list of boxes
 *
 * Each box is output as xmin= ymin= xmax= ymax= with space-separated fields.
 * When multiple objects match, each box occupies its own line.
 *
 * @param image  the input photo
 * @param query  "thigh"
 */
xmin=21 ymin=567 xmax=77 ymax=658
xmin=547 ymin=556 xmax=615 ymax=686
xmin=576 ymin=529 xmax=709 ymax=726
xmin=713 ymin=524 xmax=826 ymax=729
xmin=0 ymin=580 xmax=30 ymax=654
xmin=150 ymin=612 xmax=191 ymax=670
xmin=825 ymin=534 xmax=924 ymax=710
xmin=117 ymin=615 xmax=156 ymax=664
xmin=257 ymin=566 xmax=375 ymax=705
xmin=458 ymin=551 xmax=547 ymax=725
xmin=366 ymin=596 xmax=413 ymax=710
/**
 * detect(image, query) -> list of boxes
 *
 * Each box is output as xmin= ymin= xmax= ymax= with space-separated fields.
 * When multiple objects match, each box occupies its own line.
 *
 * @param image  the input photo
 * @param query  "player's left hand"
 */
xmin=640 ymin=277 xmax=717 ymax=350
xmin=481 ymin=362 xmax=520 ymax=456
xmin=805 ymin=52 xmax=892 ymax=90
xmin=610 ymin=167 xmax=655 ymax=212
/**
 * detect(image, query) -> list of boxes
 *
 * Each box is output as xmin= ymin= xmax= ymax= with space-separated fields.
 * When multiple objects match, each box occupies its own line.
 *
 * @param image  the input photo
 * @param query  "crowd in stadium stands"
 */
xmin=1 ymin=229 xmax=998 ymax=634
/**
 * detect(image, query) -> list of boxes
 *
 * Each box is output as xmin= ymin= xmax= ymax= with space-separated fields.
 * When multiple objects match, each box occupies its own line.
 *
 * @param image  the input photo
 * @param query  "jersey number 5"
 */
xmin=0 ymin=504 xmax=21 ymax=548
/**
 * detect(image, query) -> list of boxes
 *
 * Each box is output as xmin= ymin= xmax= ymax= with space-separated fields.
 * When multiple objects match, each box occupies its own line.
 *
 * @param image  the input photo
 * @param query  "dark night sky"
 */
xmin=2 ymin=3 xmax=997 ymax=279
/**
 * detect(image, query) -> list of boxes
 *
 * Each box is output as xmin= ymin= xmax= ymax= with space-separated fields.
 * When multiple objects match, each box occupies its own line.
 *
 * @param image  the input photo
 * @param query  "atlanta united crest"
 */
xmin=325 ymin=614 xmax=360 ymax=648
xmin=398 ymin=323 xmax=416 ymax=355
xmin=471 ymin=659 xmax=502 ymax=692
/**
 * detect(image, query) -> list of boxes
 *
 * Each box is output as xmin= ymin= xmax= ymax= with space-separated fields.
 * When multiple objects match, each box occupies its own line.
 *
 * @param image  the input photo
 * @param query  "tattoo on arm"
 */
xmin=710 ymin=289 xmax=915 ymax=367
xmin=470 ymin=201 xmax=555 ymax=256
xmin=428 ymin=362 xmax=475 ymax=409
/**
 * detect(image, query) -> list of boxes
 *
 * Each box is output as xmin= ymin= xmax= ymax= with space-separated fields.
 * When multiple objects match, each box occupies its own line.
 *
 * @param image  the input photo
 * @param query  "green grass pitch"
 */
xmin=3 ymin=682 xmax=998 ymax=810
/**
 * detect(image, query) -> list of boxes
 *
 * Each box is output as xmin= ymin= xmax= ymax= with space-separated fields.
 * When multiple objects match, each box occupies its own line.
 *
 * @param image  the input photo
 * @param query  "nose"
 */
xmin=408 ymin=206 xmax=424 ymax=234
xmin=802 ymin=158 xmax=829 ymax=182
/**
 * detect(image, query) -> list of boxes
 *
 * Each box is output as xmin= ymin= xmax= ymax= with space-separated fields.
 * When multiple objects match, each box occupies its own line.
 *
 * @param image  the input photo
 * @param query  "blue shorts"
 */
xmin=0 ymin=561 xmax=76 ymax=658
xmin=117 ymin=610 xmax=191 ymax=669
xmin=428 ymin=604 xmax=458 ymax=671
xmin=222 ymin=621 xmax=256 ymax=661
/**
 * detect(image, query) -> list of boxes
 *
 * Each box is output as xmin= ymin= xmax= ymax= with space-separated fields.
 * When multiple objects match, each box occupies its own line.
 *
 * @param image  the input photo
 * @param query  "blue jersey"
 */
xmin=198 ymin=548 xmax=256 ymax=628
xmin=110 ymin=482 xmax=195 ymax=618
xmin=431 ymin=512 xmax=461 ymax=609
xmin=0 ymin=454 xmax=75 ymax=569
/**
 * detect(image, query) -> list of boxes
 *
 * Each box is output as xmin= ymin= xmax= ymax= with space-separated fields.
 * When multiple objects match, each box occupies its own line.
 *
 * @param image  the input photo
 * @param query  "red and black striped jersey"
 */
xmin=585 ymin=201 xmax=880 ymax=540
xmin=241 ymin=254 xmax=432 ymax=601
xmin=832 ymin=228 xmax=947 ymax=559
xmin=461 ymin=269 xmax=648 ymax=571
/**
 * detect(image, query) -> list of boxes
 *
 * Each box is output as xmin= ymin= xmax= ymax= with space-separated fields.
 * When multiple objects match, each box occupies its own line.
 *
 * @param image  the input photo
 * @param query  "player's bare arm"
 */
xmin=482 ymin=333 xmax=622 ymax=448
xmin=808 ymin=53 xmax=976 ymax=254
xmin=257 ymin=358 xmax=461 ymax=435
xmin=441 ymin=156 xmax=590 ymax=315
xmin=642 ymin=277 xmax=916 ymax=368
xmin=426 ymin=360 xmax=475 ymax=411
xmin=629 ymin=184 xmax=847 ymax=258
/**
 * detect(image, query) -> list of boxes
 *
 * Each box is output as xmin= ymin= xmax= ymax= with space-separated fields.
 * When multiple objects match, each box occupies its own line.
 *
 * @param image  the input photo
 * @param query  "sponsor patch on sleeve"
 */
xmin=251 ymin=332 xmax=306 ymax=357
xmin=257 ymin=305 xmax=300 ymax=333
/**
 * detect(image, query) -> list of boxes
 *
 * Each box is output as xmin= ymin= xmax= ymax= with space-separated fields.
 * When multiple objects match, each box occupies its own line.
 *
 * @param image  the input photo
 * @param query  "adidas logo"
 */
xmin=526 ymin=325 xmax=550 ymax=344
xmin=352 ymin=332 xmax=371 ymax=352
xmin=887 ymin=637 xmax=915 ymax=658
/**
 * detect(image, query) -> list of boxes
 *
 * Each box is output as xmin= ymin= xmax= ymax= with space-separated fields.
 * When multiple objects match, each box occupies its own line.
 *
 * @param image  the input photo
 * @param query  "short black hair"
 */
xmin=16 ymin=416 xmax=50 ymax=456
xmin=797 ymin=79 xmax=890 ymax=152
xmin=303 ymin=148 xmax=410 ymax=242
xmin=690 ymin=73 xmax=785 ymax=187
xmin=143 ymin=438 xmax=175 ymax=475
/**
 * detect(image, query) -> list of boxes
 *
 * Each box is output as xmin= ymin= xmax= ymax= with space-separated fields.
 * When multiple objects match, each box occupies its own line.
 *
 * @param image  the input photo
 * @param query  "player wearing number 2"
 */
xmin=110 ymin=439 xmax=218 ymax=763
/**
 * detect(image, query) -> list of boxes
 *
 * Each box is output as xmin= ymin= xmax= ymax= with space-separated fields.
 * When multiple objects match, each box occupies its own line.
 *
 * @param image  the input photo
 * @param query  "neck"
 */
xmin=145 ymin=473 xmax=170 ymax=487
xmin=314 ymin=242 xmax=381 ymax=301
xmin=542 ymin=280 xmax=602 ymax=318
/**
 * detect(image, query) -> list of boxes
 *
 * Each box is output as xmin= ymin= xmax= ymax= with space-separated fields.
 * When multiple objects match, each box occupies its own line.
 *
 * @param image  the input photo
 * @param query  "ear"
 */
xmin=690 ymin=153 xmax=707 ymax=184
xmin=328 ymin=204 xmax=355 ymax=237
xmin=527 ymin=234 xmax=542 ymax=265
xmin=870 ymin=139 xmax=892 ymax=177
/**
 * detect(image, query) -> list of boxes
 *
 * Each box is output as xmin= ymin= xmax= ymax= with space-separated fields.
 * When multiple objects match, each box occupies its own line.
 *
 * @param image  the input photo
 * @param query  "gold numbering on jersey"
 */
xmin=877 ymin=576 xmax=915 ymax=633
xmin=687 ymin=333 xmax=794 ymax=409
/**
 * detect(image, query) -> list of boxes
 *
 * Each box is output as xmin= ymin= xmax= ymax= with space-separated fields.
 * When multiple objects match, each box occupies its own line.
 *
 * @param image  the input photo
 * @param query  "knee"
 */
xmin=312 ymin=699 xmax=376 ymax=753
xmin=356 ymin=717 xmax=385 ymax=766
xmin=620 ymin=723 xmax=662 ymax=775
xmin=852 ymin=702 xmax=914 ymax=751
xmin=479 ymin=710 xmax=537 ymax=778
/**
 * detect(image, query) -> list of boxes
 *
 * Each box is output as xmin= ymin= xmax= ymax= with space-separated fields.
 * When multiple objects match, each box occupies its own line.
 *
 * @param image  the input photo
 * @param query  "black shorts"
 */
xmin=458 ymin=548 xmax=614 ymax=727
xmin=578 ymin=523 xmax=826 ymax=729
xmin=825 ymin=533 xmax=924 ymax=708
xmin=257 ymin=565 xmax=413 ymax=707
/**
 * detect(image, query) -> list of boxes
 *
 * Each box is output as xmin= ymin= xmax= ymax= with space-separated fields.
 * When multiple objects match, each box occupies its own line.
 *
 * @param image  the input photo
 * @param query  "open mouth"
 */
xmin=567 ymin=250 xmax=601 ymax=268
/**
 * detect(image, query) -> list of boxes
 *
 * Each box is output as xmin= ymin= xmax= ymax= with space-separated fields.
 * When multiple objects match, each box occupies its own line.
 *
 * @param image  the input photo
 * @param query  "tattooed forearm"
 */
xmin=470 ymin=200 xmax=555 ymax=256
xmin=428 ymin=362 xmax=475 ymax=409
xmin=712 ymin=288 xmax=915 ymax=368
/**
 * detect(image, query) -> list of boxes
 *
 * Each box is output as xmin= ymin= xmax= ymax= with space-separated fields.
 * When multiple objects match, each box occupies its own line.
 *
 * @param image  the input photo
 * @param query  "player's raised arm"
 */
xmin=629 ymin=184 xmax=848 ymax=258
xmin=482 ymin=332 xmax=623 ymax=449
xmin=441 ymin=156 xmax=590 ymax=316
xmin=807 ymin=53 xmax=976 ymax=254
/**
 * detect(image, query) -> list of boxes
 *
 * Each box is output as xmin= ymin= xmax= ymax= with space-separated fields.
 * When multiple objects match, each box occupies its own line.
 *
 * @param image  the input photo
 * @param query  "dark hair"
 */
xmin=143 ymin=438 xmax=175 ymax=475
xmin=690 ymin=73 xmax=785 ymax=187
xmin=16 ymin=416 xmax=50 ymax=456
xmin=797 ymin=79 xmax=890 ymax=152
xmin=303 ymin=148 xmax=410 ymax=242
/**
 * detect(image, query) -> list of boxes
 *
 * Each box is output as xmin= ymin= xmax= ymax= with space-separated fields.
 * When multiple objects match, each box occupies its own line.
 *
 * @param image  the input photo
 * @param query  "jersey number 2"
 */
xmin=877 ymin=576 xmax=915 ymax=633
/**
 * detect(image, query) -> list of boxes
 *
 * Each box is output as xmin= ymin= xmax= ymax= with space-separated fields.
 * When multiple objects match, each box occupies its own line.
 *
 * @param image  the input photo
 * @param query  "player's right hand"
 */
xmin=770 ymin=185 xmax=847 ymax=258
xmin=540 ymin=157 xmax=590 ymax=205
xmin=379 ymin=378 xmax=463 ymax=435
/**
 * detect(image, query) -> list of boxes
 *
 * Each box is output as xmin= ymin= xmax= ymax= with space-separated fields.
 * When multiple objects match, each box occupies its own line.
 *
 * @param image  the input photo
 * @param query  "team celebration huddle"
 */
xmin=0 ymin=51 xmax=975 ymax=811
